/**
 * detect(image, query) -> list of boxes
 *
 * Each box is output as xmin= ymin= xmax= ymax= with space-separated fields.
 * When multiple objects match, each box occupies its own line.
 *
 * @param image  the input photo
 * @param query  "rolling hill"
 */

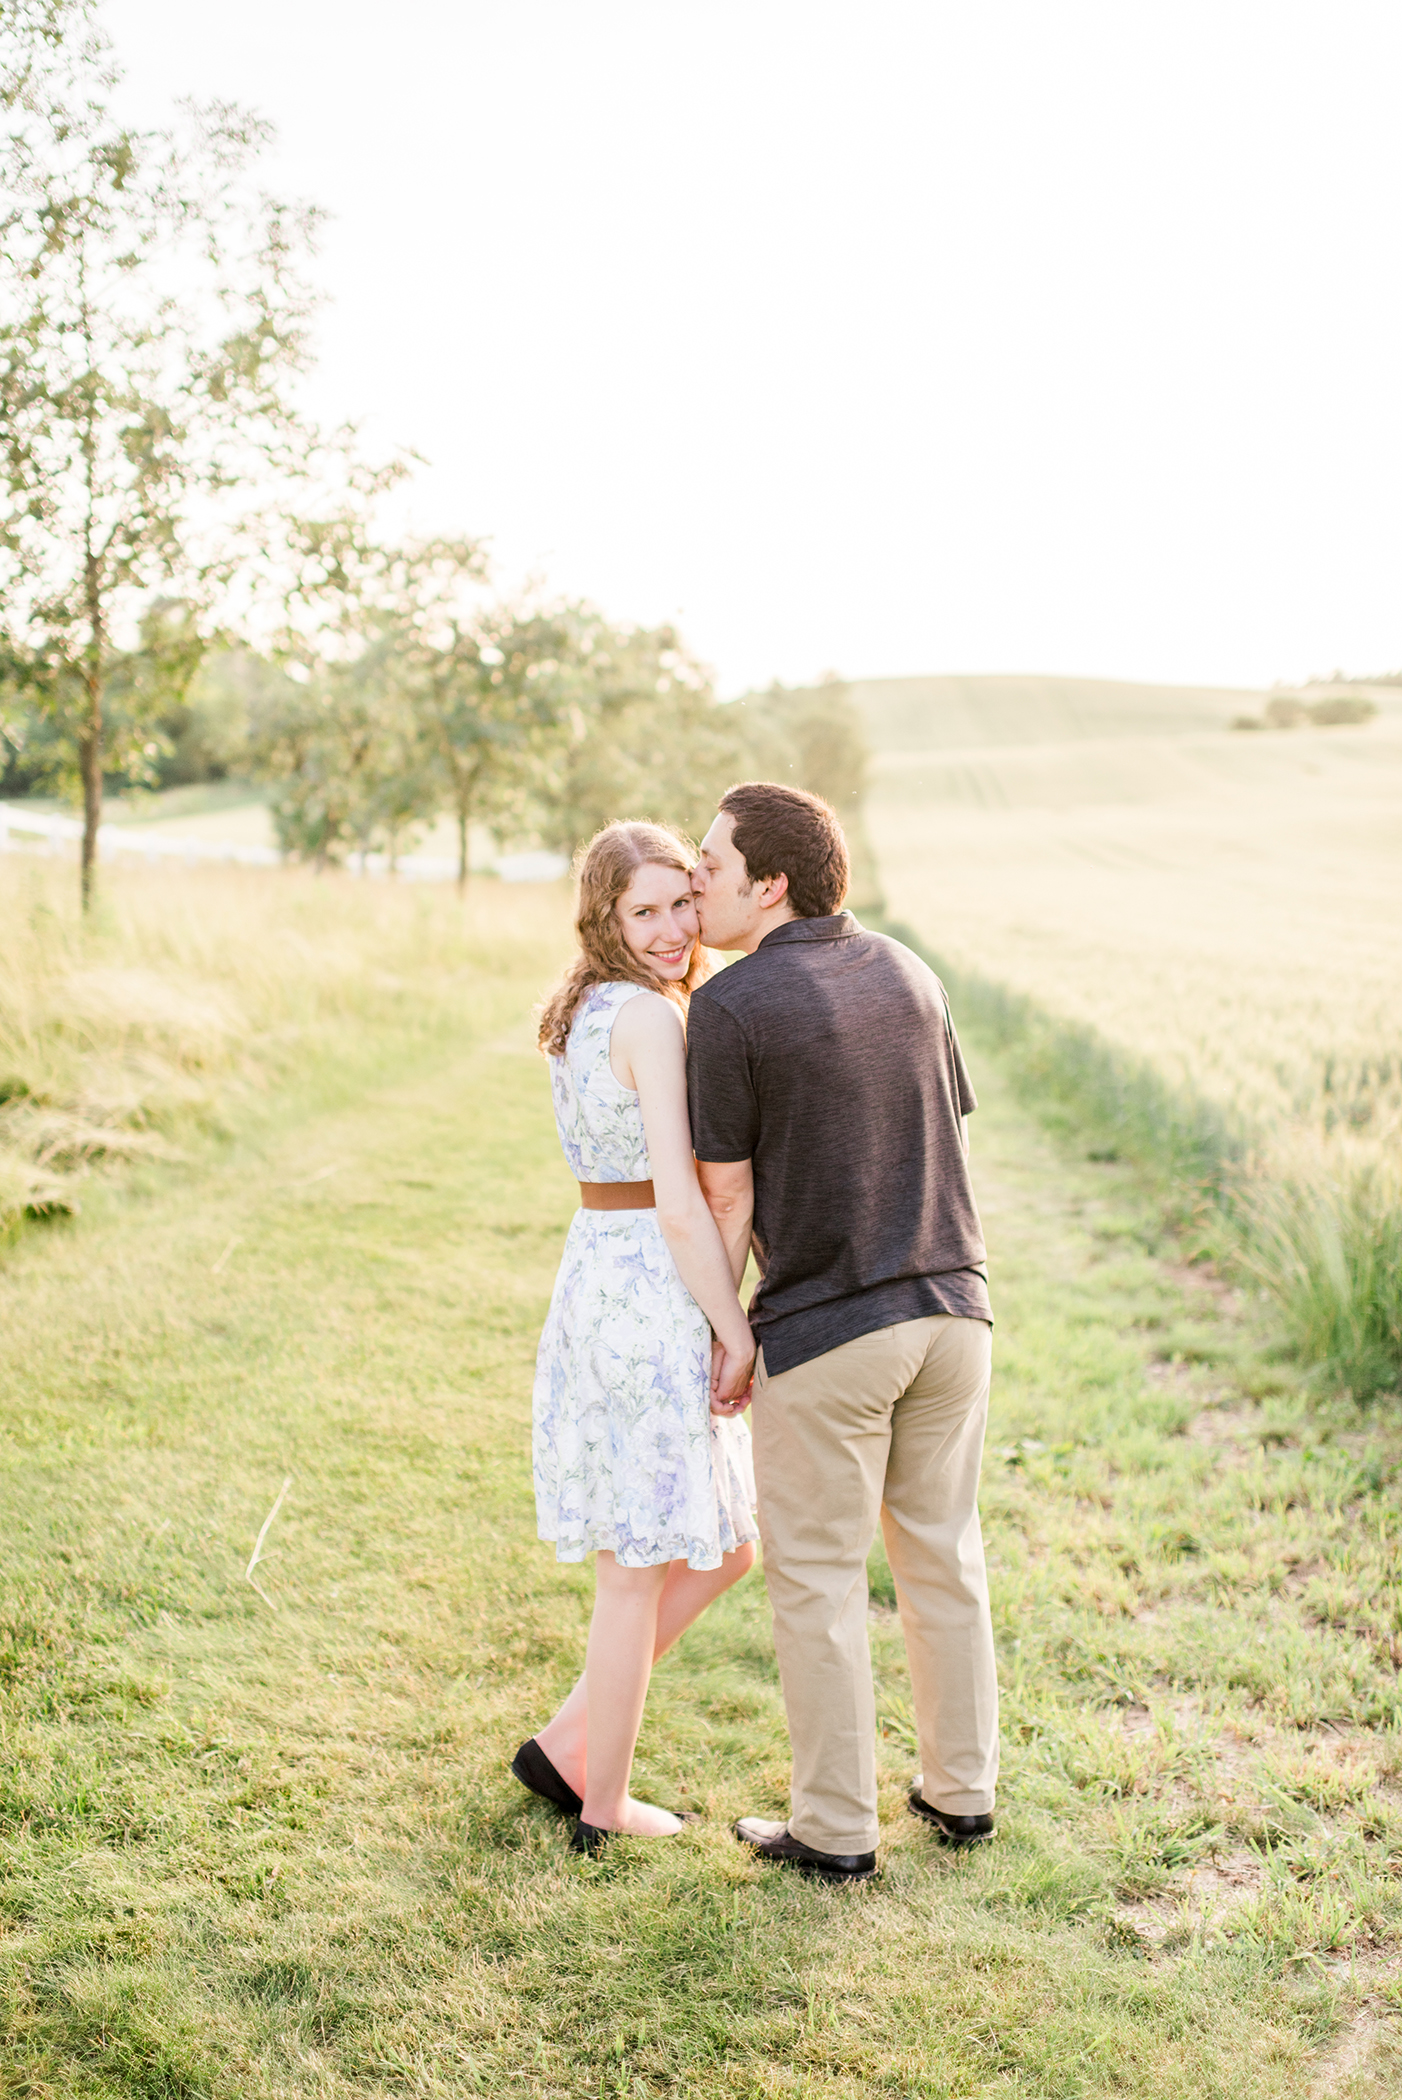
xmin=847 ymin=671 xmax=1402 ymax=754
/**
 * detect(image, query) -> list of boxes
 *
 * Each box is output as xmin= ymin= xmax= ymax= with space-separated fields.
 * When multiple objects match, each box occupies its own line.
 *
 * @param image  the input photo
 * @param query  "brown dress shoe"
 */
xmin=734 ymin=1816 xmax=877 ymax=1882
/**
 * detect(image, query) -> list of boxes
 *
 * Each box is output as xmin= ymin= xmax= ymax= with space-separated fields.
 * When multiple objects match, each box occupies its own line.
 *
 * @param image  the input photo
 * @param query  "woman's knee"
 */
xmin=595 ymin=1551 xmax=669 ymax=1598
xmin=725 ymin=1540 xmax=758 ymax=1584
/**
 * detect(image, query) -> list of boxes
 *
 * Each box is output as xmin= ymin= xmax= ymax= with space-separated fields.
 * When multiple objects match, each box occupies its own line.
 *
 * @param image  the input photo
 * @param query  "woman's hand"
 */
xmin=710 ymin=1331 xmax=755 ymax=1416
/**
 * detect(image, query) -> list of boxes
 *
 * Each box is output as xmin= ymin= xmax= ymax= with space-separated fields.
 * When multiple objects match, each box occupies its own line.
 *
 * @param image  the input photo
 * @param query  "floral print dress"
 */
xmin=532 ymin=981 xmax=759 ymax=1570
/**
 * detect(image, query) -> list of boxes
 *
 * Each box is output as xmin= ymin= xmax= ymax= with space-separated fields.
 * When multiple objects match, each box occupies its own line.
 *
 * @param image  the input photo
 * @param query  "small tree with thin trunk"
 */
xmin=281 ymin=530 xmax=572 ymax=890
xmin=0 ymin=0 xmax=323 ymax=907
xmin=414 ymin=597 xmax=579 ymax=891
xmin=249 ymin=630 xmax=436 ymax=873
xmin=251 ymin=520 xmax=465 ymax=872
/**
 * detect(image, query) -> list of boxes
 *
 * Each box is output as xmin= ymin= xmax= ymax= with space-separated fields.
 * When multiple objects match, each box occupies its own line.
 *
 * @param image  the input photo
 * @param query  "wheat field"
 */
xmin=865 ymin=704 xmax=1402 ymax=1149
xmin=859 ymin=679 xmax=1402 ymax=1394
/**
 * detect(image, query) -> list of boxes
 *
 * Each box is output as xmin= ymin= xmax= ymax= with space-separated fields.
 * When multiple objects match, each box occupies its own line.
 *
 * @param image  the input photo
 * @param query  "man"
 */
xmin=687 ymin=780 xmax=998 ymax=1884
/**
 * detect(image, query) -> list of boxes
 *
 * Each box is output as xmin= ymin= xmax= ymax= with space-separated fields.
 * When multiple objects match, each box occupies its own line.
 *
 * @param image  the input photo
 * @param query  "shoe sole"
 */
xmin=750 ymin=1854 xmax=878 ymax=1883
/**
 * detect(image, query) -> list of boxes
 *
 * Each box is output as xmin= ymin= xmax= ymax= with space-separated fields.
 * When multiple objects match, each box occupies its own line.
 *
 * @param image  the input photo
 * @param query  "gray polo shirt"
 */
xmin=686 ymin=911 xmax=992 ymax=1376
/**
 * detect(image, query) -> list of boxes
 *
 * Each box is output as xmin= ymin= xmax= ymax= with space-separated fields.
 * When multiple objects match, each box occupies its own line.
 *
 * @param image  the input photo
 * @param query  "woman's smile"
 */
xmin=614 ymin=860 xmax=702 ymax=979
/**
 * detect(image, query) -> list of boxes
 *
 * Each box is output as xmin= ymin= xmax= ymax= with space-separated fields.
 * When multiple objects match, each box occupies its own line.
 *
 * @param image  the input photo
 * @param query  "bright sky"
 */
xmin=105 ymin=1 xmax=1402 ymax=697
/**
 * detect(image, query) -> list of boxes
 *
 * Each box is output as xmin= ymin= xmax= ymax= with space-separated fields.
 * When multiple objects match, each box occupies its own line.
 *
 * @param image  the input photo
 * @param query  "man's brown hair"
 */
xmin=718 ymin=781 xmax=850 ymax=920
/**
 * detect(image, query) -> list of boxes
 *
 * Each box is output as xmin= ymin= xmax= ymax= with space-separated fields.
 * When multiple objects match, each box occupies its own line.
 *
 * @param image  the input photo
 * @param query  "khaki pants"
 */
xmin=751 ymin=1315 xmax=998 ymax=1855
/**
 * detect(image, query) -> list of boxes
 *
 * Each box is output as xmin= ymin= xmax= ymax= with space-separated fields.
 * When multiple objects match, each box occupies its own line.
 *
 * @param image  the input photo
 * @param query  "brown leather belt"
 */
xmin=579 ymin=1180 xmax=656 ymax=1210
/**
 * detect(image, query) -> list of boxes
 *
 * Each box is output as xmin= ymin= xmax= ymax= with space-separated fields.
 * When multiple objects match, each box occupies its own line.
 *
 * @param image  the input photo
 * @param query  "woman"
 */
xmin=511 ymin=821 xmax=759 ymax=1855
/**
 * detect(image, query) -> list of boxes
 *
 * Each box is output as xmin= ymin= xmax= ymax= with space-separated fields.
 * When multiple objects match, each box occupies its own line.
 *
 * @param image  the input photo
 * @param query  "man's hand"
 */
xmin=710 ymin=1330 xmax=755 ymax=1415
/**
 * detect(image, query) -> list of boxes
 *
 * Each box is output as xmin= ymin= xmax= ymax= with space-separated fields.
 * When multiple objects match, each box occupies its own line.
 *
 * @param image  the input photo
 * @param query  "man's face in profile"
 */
xmin=691 ymin=813 xmax=755 ymax=950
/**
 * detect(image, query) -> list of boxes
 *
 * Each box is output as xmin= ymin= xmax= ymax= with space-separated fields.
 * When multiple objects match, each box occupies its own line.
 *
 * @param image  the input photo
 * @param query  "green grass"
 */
xmin=100 ymin=782 xmax=270 ymax=825
xmin=4 ymin=884 xmax=1402 ymax=2095
xmin=0 ymin=782 xmax=267 ymax=824
xmin=1235 ymin=1163 xmax=1402 ymax=1406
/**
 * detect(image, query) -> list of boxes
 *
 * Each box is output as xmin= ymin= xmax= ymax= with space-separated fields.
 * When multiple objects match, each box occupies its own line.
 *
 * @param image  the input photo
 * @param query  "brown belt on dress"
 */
xmin=579 ymin=1180 xmax=656 ymax=1210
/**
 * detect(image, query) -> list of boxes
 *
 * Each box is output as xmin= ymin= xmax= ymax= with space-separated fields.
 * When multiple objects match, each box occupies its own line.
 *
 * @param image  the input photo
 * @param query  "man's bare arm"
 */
xmin=696 ymin=1159 xmax=755 ymax=1290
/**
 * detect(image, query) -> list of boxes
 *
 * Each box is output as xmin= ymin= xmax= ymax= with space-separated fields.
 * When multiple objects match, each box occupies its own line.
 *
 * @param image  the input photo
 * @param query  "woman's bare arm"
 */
xmin=611 ymin=994 xmax=754 ymax=1399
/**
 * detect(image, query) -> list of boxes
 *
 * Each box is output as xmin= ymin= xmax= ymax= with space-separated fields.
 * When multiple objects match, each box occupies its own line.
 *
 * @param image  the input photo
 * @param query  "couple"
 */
xmin=512 ymin=781 xmax=998 ymax=1880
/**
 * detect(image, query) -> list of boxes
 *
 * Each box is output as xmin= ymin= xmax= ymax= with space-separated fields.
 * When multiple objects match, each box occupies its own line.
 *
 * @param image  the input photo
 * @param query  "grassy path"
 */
xmin=3 ymin=952 xmax=1402 ymax=2098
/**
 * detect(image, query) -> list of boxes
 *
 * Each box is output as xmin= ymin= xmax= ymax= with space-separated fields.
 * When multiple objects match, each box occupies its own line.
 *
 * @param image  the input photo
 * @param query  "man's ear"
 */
xmin=759 ymin=870 xmax=790 ymax=908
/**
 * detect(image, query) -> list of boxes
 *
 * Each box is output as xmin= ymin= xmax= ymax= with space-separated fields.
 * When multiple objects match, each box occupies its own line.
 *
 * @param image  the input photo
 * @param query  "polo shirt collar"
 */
xmin=756 ymin=911 xmax=863 ymax=951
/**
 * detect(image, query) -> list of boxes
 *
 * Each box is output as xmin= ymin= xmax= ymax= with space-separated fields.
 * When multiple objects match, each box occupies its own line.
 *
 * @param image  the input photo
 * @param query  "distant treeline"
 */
xmin=1231 ymin=693 xmax=1378 ymax=732
xmin=0 ymin=615 xmax=882 ymax=902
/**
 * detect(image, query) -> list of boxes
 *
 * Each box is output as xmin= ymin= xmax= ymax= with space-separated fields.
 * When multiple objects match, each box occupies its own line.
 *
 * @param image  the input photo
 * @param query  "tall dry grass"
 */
xmin=0 ymin=856 xmax=568 ymax=1236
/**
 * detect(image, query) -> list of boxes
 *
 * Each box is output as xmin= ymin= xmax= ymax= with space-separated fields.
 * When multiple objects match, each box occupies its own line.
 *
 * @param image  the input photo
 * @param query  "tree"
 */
xmin=0 ymin=0 xmax=323 ymax=905
xmin=277 ymin=529 xmax=577 ymax=891
xmin=413 ymin=596 xmax=579 ymax=890
xmin=157 ymin=639 xmax=289 ymax=787
xmin=1 ymin=595 xmax=205 ymax=801
xmin=532 ymin=646 xmax=883 ymax=907
xmin=250 ymin=525 xmax=476 ymax=877
xmin=249 ymin=632 xmax=435 ymax=873
xmin=534 ymin=614 xmax=743 ymax=855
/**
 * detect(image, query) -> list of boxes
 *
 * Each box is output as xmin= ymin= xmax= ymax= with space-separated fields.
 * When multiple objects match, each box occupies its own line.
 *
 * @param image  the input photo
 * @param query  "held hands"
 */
xmin=710 ymin=1329 xmax=756 ymax=1416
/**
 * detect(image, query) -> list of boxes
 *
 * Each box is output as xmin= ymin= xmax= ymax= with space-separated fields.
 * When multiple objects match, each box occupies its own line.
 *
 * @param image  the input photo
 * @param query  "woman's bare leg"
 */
xmin=654 ymin=1540 xmax=758 ymax=1660
xmin=578 ymin=1553 xmax=675 ymax=1834
xmin=535 ymin=1542 xmax=756 ymax=1798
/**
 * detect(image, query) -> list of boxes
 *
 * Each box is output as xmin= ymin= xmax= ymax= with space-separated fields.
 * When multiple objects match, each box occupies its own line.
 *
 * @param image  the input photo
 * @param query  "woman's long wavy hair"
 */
xmin=537 ymin=821 xmax=711 ymax=1057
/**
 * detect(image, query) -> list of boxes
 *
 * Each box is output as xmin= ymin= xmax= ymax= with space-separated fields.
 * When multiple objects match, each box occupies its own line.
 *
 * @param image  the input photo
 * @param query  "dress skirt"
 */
xmin=532 ymin=1206 xmax=759 ymax=1571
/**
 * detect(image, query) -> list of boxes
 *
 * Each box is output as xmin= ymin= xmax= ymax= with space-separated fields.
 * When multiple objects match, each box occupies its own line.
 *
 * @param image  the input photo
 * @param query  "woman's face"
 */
xmin=614 ymin=860 xmax=700 ymax=982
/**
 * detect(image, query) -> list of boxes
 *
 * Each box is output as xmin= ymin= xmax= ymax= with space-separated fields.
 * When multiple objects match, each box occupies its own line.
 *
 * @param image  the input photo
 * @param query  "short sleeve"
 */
xmin=687 ymin=994 xmax=759 ymax=1161
xmin=942 ymin=992 xmax=978 ymax=1116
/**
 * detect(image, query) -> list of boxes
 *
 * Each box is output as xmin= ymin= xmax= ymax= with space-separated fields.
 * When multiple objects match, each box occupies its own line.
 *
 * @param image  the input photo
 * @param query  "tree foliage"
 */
xmin=729 ymin=676 xmax=882 ymax=908
xmin=0 ymin=0 xmax=323 ymax=902
xmin=375 ymin=545 xmax=578 ymax=889
xmin=533 ymin=616 xmax=741 ymax=855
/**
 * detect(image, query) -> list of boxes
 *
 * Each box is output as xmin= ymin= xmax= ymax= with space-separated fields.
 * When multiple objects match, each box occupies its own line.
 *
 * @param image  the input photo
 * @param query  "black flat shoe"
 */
xmin=733 ymin=1816 xmax=877 ymax=1883
xmin=907 ymin=1784 xmax=995 ymax=1846
xmin=569 ymin=1817 xmax=611 ymax=1858
xmin=510 ymin=1738 xmax=583 ymax=1817
xmin=569 ymin=1811 xmax=699 ymax=1858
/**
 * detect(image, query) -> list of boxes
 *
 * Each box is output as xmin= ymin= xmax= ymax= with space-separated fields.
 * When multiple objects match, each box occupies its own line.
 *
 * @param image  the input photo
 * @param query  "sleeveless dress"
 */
xmin=532 ymin=981 xmax=759 ymax=1571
